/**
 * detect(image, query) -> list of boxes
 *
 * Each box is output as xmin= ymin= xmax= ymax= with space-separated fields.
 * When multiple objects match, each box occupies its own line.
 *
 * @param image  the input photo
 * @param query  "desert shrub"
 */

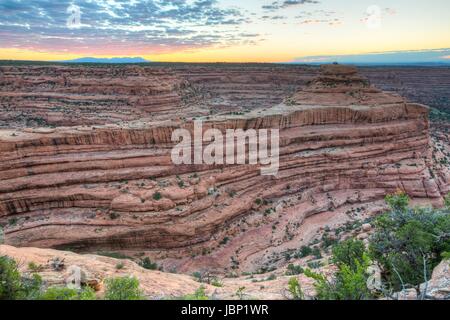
xmin=109 ymin=212 xmax=120 ymax=220
xmin=0 ymin=256 xmax=22 ymax=300
xmin=39 ymin=286 xmax=96 ymax=300
xmin=153 ymin=192 xmax=162 ymax=201
xmin=115 ymin=262 xmax=125 ymax=270
xmin=286 ymin=264 xmax=304 ymax=275
xmin=297 ymin=246 xmax=312 ymax=258
xmin=332 ymin=239 xmax=366 ymax=272
xmin=104 ymin=276 xmax=144 ymax=300
xmin=321 ymin=234 xmax=338 ymax=248
xmin=180 ymin=286 xmax=209 ymax=300
xmin=287 ymin=277 xmax=304 ymax=300
xmin=307 ymin=261 xmax=322 ymax=269
xmin=27 ymin=262 xmax=43 ymax=273
xmin=0 ymin=256 xmax=44 ymax=300
xmin=267 ymin=274 xmax=277 ymax=281
xmin=139 ymin=257 xmax=158 ymax=270
xmin=305 ymin=253 xmax=372 ymax=300
xmin=192 ymin=271 xmax=203 ymax=282
xmin=211 ymin=278 xmax=223 ymax=287
xmin=235 ymin=286 xmax=246 ymax=300
xmin=78 ymin=286 xmax=97 ymax=300
xmin=312 ymin=247 xmax=322 ymax=259
xmin=21 ymin=274 xmax=43 ymax=300
xmin=385 ymin=191 xmax=410 ymax=211
xmin=445 ymin=193 xmax=450 ymax=209
xmin=369 ymin=205 xmax=450 ymax=291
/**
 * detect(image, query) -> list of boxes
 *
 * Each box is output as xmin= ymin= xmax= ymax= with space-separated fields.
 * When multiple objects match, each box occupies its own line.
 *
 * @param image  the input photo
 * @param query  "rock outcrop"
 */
xmin=0 ymin=243 xmax=328 ymax=299
xmin=0 ymin=66 xmax=184 ymax=127
xmin=395 ymin=259 xmax=450 ymax=300
xmin=0 ymin=65 xmax=447 ymax=274
xmin=1 ymin=244 xmax=447 ymax=300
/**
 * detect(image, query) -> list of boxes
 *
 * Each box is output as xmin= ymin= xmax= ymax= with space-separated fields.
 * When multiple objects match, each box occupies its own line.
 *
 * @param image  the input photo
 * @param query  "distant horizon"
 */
xmin=2 ymin=48 xmax=450 ymax=66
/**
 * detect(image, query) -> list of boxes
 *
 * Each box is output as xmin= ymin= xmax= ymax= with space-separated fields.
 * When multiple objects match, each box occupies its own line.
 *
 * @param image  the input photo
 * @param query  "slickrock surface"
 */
xmin=0 ymin=244 xmax=203 ymax=299
xmin=0 ymin=244 xmax=326 ymax=299
xmin=395 ymin=259 xmax=450 ymax=300
xmin=0 ymin=64 xmax=448 ymax=275
xmin=0 ymin=244 xmax=447 ymax=300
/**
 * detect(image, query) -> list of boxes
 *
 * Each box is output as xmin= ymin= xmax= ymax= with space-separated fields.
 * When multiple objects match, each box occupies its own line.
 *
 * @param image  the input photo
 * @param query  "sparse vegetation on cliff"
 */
xmin=370 ymin=193 xmax=450 ymax=292
xmin=104 ymin=276 xmax=144 ymax=300
xmin=305 ymin=239 xmax=373 ymax=300
xmin=0 ymin=256 xmax=146 ymax=300
xmin=303 ymin=192 xmax=450 ymax=300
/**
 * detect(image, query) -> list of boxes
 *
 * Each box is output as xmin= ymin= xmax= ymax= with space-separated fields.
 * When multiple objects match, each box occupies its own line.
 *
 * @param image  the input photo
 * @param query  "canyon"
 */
xmin=0 ymin=63 xmax=449 ymax=298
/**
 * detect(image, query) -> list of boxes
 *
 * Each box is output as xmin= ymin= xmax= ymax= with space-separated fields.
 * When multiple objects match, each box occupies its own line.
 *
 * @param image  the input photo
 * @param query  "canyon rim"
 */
xmin=0 ymin=0 xmax=449 ymax=305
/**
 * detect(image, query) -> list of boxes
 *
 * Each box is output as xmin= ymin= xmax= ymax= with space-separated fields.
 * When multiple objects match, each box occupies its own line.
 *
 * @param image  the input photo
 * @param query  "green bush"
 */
xmin=180 ymin=286 xmax=209 ymax=300
xmin=139 ymin=257 xmax=158 ymax=270
xmin=442 ymin=252 xmax=450 ymax=260
xmin=305 ymin=253 xmax=372 ymax=300
xmin=287 ymin=277 xmax=304 ymax=300
xmin=21 ymin=274 xmax=43 ymax=300
xmin=211 ymin=278 xmax=223 ymax=287
xmin=39 ymin=286 xmax=96 ymax=300
xmin=78 ymin=286 xmax=97 ymax=300
xmin=312 ymin=247 xmax=322 ymax=259
xmin=286 ymin=264 xmax=304 ymax=275
xmin=385 ymin=192 xmax=410 ymax=211
xmin=0 ymin=256 xmax=23 ymax=300
xmin=104 ymin=276 xmax=144 ymax=300
xmin=0 ymin=256 xmax=43 ymax=300
xmin=369 ymin=205 xmax=450 ymax=290
xmin=153 ymin=192 xmax=162 ymax=201
xmin=115 ymin=262 xmax=125 ymax=270
xmin=332 ymin=239 xmax=366 ymax=272
xmin=297 ymin=246 xmax=312 ymax=258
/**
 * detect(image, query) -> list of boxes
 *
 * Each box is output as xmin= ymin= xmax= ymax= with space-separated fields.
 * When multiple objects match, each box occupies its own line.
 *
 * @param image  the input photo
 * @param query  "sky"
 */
xmin=0 ymin=0 xmax=449 ymax=63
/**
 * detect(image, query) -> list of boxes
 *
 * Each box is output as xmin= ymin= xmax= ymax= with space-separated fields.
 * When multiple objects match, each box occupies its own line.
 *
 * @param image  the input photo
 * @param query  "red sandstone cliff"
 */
xmin=0 ymin=65 xmax=448 ymax=274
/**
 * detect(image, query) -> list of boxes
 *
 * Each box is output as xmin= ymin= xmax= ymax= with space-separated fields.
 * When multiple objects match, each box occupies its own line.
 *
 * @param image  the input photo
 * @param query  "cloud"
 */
xmin=262 ymin=0 xmax=319 ymax=11
xmin=262 ymin=15 xmax=287 ymax=20
xmin=298 ymin=18 xmax=341 ymax=26
xmin=0 ymin=0 xmax=258 ymax=55
xmin=294 ymin=9 xmax=340 ymax=26
xmin=360 ymin=6 xmax=397 ymax=27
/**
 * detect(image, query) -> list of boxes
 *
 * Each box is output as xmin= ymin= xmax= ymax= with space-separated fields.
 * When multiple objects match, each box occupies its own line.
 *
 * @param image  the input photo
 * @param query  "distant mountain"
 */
xmin=61 ymin=57 xmax=150 ymax=64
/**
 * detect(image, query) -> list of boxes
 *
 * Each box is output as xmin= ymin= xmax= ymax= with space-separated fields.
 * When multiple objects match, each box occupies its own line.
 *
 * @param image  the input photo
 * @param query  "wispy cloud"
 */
xmin=262 ymin=0 xmax=320 ymax=11
xmin=0 ymin=0 xmax=258 ymax=55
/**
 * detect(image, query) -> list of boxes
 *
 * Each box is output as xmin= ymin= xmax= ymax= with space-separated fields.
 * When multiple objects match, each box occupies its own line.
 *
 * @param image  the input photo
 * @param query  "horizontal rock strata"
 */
xmin=0 ymin=65 xmax=447 ymax=272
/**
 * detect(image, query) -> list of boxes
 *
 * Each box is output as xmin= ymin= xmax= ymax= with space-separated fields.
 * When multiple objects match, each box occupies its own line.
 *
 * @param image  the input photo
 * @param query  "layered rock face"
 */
xmin=361 ymin=66 xmax=450 ymax=114
xmin=0 ymin=64 xmax=314 ymax=128
xmin=0 ymin=65 xmax=447 ymax=274
xmin=0 ymin=65 xmax=184 ymax=127
xmin=2 ymin=64 xmax=450 ymax=130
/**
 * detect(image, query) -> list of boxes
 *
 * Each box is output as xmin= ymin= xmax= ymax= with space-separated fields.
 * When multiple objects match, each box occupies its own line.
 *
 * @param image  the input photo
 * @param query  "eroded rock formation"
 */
xmin=0 ymin=65 xmax=448 ymax=274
